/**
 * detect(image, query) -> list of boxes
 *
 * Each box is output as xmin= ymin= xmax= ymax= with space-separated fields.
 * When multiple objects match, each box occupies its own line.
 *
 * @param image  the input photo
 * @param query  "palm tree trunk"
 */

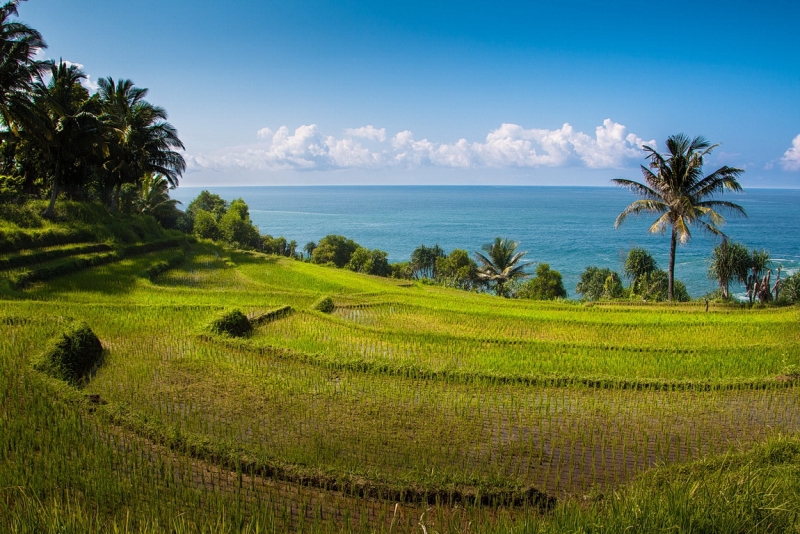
xmin=668 ymin=227 xmax=677 ymax=301
xmin=109 ymin=182 xmax=122 ymax=213
xmin=42 ymin=154 xmax=61 ymax=219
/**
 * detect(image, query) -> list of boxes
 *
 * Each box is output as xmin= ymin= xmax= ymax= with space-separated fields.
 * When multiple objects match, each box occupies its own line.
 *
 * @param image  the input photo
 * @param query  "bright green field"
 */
xmin=2 ymin=241 xmax=800 ymax=533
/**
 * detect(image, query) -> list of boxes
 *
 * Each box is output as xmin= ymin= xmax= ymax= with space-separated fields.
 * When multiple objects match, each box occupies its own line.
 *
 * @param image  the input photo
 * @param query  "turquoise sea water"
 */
xmin=172 ymin=186 xmax=800 ymax=299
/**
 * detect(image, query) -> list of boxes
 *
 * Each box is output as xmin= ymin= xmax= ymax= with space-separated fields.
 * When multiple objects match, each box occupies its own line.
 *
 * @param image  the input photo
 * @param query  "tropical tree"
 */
xmin=634 ymin=269 xmax=691 ymax=302
xmin=303 ymin=241 xmax=316 ymax=259
xmin=0 ymin=0 xmax=47 ymax=135
xmin=132 ymin=173 xmax=182 ymax=227
xmin=474 ymin=237 xmax=528 ymax=297
xmin=612 ymin=134 xmax=746 ymax=300
xmin=747 ymin=249 xmax=772 ymax=303
xmin=31 ymin=61 xmax=104 ymax=218
xmin=193 ymin=210 xmax=219 ymax=240
xmin=218 ymin=198 xmax=260 ymax=248
xmin=410 ymin=244 xmax=445 ymax=280
xmin=263 ymin=235 xmax=297 ymax=257
xmin=516 ymin=263 xmax=567 ymax=300
xmin=779 ymin=271 xmax=800 ymax=304
xmin=312 ymin=234 xmax=360 ymax=267
xmin=623 ymin=247 xmax=658 ymax=295
xmin=98 ymin=77 xmax=185 ymax=211
xmin=435 ymin=249 xmax=479 ymax=290
xmin=345 ymin=247 xmax=390 ymax=276
xmin=708 ymin=239 xmax=751 ymax=300
xmin=576 ymin=266 xmax=624 ymax=301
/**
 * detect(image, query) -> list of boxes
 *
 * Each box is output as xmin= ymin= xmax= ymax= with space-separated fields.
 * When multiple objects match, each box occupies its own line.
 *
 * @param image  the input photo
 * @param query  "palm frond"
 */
xmin=614 ymin=199 xmax=667 ymax=228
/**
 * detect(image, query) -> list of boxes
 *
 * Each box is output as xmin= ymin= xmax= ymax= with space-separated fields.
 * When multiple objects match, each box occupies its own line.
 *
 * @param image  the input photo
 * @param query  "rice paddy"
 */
xmin=2 ymin=241 xmax=800 ymax=532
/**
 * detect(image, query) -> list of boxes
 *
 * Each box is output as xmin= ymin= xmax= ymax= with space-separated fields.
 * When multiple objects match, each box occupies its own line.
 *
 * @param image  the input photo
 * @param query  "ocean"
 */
xmin=172 ymin=186 xmax=800 ymax=299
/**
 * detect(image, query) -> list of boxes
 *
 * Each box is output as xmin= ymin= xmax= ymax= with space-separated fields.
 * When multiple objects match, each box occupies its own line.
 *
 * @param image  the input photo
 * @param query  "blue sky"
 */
xmin=22 ymin=0 xmax=800 ymax=187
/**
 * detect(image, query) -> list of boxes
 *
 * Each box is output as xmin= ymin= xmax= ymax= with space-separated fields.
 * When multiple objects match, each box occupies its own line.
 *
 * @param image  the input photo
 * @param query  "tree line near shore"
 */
xmin=182 ymin=189 xmax=800 ymax=304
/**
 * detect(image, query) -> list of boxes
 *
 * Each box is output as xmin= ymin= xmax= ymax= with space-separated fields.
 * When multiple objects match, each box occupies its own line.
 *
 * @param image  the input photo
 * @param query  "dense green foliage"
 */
xmin=575 ymin=266 xmax=624 ymax=301
xmin=0 ymin=2 xmax=185 ymax=222
xmin=208 ymin=309 xmax=253 ymax=337
xmin=312 ymin=234 xmax=360 ymax=267
xmin=516 ymin=263 xmax=567 ymax=300
xmin=345 ymin=246 xmax=390 ymax=276
xmin=32 ymin=321 xmax=103 ymax=384
xmin=474 ymin=237 xmax=529 ymax=297
xmin=312 ymin=295 xmax=335 ymax=313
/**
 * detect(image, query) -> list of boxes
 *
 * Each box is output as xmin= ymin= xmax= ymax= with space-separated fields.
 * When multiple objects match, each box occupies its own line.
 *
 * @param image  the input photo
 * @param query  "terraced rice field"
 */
xmin=2 ymin=242 xmax=799 ymax=532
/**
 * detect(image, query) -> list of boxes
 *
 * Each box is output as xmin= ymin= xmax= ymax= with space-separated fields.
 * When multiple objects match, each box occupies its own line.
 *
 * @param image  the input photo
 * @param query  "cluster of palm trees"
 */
xmin=482 ymin=134 xmax=749 ymax=302
xmin=0 ymin=1 xmax=185 ymax=219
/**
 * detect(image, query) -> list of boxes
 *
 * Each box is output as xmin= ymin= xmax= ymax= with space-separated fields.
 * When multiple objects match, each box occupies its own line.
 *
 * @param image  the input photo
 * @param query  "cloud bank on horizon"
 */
xmin=187 ymin=119 xmax=656 ymax=173
xmin=782 ymin=134 xmax=800 ymax=172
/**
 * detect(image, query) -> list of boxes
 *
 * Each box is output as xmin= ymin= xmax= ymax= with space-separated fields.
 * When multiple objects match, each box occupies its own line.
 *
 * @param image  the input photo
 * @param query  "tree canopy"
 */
xmin=0 ymin=3 xmax=185 ymax=219
xmin=474 ymin=237 xmax=529 ymax=297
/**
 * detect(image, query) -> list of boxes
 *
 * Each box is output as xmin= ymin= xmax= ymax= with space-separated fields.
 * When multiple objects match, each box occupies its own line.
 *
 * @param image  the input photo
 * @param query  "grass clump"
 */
xmin=32 ymin=322 xmax=103 ymax=385
xmin=208 ymin=309 xmax=252 ymax=337
xmin=312 ymin=296 xmax=335 ymax=313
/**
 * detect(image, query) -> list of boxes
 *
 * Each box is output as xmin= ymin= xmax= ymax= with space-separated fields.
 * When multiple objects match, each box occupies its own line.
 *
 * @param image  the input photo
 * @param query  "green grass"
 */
xmin=2 ymin=217 xmax=799 ymax=532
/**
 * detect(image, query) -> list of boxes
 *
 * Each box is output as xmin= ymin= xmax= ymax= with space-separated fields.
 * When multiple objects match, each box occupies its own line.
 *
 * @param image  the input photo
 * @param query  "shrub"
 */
xmin=779 ymin=271 xmax=800 ymax=304
xmin=312 ymin=296 xmax=335 ymax=313
xmin=208 ymin=309 xmax=252 ymax=337
xmin=576 ymin=266 xmax=624 ymax=301
xmin=345 ymin=247 xmax=390 ymax=276
xmin=193 ymin=209 xmax=220 ymax=240
xmin=517 ymin=263 xmax=567 ymax=300
xmin=218 ymin=203 xmax=261 ymax=248
xmin=32 ymin=322 xmax=103 ymax=385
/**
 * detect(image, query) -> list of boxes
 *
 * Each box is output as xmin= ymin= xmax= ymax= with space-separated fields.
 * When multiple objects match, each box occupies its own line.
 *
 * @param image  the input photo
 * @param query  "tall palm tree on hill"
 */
xmin=612 ymin=134 xmax=746 ymax=300
xmin=474 ymin=237 xmax=528 ymax=297
xmin=31 ymin=61 xmax=104 ymax=218
xmin=98 ymin=77 xmax=185 ymax=211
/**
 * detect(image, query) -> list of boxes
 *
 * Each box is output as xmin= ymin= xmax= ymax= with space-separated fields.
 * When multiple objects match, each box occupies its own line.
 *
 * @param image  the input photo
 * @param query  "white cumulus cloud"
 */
xmin=187 ymin=120 xmax=652 ymax=174
xmin=343 ymin=125 xmax=386 ymax=142
xmin=780 ymin=134 xmax=800 ymax=171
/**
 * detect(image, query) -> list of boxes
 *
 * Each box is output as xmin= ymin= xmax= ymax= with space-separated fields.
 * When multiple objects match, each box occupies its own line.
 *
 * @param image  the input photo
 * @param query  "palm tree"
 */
xmin=98 ymin=77 xmax=185 ymax=211
xmin=623 ymin=247 xmax=658 ymax=296
xmin=612 ymin=134 xmax=746 ymax=300
xmin=474 ymin=237 xmax=528 ymax=297
xmin=137 ymin=173 xmax=180 ymax=214
xmin=0 ymin=0 xmax=47 ymax=134
xmin=303 ymin=241 xmax=316 ymax=259
xmin=708 ymin=239 xmax=750 ymax=300
xmin=31 ymin=61 xmax=104 ymax=218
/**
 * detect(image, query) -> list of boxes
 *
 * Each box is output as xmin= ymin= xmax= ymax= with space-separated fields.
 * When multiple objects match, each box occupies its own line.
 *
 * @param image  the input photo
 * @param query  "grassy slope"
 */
xmin=1 ymin=207 xmax=799 ymax=532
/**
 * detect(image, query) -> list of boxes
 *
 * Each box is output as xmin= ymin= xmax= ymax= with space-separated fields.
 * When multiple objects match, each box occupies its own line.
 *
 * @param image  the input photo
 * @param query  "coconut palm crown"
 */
xmin=474 ymin=237 xmax=529 ymax=297
xmin=612 ymin=134 xmax=746 ymax=300
xmin=0 ymin=0 xmax=48 ymax=133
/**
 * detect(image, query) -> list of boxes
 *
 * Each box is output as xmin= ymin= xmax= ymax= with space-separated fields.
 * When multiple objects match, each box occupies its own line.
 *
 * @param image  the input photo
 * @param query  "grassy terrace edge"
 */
xmin=201 ymin=330 xmax=800 ymax=391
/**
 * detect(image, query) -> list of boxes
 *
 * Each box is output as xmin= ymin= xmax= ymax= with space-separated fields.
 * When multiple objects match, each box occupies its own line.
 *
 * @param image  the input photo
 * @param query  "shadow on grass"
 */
xmin=23 ymin=253 xmax=179 ymax=298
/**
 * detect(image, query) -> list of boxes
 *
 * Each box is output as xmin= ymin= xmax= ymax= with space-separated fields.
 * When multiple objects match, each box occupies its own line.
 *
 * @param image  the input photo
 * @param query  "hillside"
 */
xmin=1 ymin=207 xmax=799 ymax=533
